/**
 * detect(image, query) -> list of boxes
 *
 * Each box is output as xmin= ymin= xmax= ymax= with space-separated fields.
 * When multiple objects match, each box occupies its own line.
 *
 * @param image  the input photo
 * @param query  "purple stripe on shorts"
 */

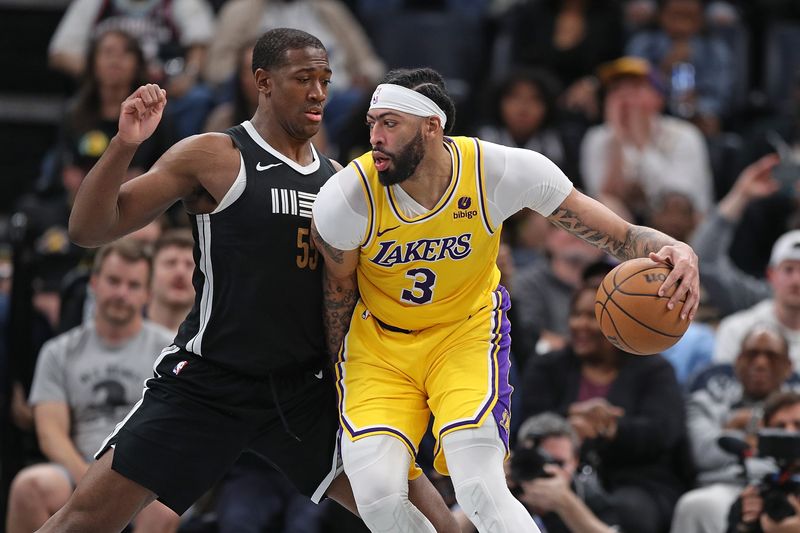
xmin=491 ymin=285 xmax=513 ymax=451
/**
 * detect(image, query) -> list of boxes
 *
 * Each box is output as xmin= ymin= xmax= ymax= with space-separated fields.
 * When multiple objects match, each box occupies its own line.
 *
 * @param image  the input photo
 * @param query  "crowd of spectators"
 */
xmin=3 ymin=0 xmax=800 ymax=531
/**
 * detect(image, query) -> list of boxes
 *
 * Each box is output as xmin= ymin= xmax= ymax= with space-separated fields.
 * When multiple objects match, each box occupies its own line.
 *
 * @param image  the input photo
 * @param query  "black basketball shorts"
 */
xmin=95 ymin=345 xmax=342 ymax=515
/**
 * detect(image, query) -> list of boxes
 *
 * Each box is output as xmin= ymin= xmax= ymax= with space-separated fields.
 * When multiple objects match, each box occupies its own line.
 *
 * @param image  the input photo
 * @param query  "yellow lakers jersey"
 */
xmin=352 ymin=136 xmax=502 ymax=330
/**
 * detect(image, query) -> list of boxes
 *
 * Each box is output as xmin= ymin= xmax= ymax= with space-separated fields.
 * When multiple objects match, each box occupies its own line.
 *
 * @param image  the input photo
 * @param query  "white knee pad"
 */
xmin=341 ymin=435 xmax=435 ymax=533
xmin=443 ymin=419 xmax=540 ymax=533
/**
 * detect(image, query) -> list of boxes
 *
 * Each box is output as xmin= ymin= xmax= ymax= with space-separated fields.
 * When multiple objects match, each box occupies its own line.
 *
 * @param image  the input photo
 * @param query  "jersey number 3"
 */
xmin=401 ymin=268 xmax=436 ymax=304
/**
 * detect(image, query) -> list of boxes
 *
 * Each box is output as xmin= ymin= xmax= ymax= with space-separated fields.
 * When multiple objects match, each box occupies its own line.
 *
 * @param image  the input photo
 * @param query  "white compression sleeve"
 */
xmin=341 ymin=435 xmax=436 ymax=533
xmin=481 ymin=140 xmax=573 ymax=226
xmin=313 ymin=166 xmax=369 ymax=250
xmin=442 ymin=419 xmax=541 ymax=533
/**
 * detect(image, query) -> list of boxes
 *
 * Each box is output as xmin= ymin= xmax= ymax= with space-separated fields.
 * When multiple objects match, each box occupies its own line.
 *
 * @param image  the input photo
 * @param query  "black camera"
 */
xmin=510 ymin=439 xmax=561 ymax=482
xmin=757 ymin=430 xmax=800 ymax=522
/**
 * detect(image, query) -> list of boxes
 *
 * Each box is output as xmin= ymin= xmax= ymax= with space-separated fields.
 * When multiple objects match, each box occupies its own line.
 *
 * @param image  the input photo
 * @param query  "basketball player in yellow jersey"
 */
xmin=311 ymin=67 xmax=700 ymax=533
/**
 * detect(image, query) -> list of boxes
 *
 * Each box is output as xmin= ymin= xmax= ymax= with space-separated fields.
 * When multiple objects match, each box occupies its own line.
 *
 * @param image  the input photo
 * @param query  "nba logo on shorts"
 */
xmin=172 ymin=360 xmax=188 ymax=375
xmin=371 ymin=87 xmax=382 ymax=105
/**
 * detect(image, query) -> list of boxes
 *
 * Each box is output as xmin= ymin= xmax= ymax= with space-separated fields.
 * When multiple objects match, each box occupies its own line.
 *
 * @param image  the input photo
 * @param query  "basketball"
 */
xmin=594 ymin=258 xmax=690 ymax=355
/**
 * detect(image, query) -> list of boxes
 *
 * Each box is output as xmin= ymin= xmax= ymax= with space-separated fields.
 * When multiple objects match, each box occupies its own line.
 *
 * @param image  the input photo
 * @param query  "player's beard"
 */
xmin=377 ymin=130 xmax=425 ymax=186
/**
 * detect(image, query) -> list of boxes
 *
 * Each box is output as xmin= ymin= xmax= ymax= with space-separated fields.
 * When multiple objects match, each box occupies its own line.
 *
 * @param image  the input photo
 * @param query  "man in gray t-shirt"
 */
xmin=5 ymin=240 xmax=177 ymax=533
xmin=29 ymin=317 xmax=172 ymax=460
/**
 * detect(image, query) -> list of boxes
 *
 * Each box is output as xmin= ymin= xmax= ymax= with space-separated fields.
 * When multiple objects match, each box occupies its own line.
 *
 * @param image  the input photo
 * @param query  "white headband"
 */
xmin=369 ymin=83 xmax=447 ymax=127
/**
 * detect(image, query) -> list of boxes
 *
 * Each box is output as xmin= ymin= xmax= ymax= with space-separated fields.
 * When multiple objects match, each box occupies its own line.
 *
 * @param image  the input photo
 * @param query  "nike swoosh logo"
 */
xmin=376 ymin=225 xmax=400 ymax=237
xmin=256 ymin=162 xmax=283 ymax=171
xmin=314 ymin=370 xmax=323 ymax=379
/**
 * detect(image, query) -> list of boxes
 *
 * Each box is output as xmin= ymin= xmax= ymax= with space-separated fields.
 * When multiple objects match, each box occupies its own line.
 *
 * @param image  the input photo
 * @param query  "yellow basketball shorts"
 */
xmin=334 ymin=285 xmax=513 ymax=476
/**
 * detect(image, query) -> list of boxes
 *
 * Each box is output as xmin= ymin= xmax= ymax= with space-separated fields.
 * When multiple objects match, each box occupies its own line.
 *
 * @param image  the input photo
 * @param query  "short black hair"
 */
xmin=252 ymin=28 xmax=325 ymax=73
xmin=380 ymin=68 xmax=456 ymax=134
xmin=764 ymin=391 xmax=800 ymax=427
xmin=485 ymin=67 xmax=561 ymax=129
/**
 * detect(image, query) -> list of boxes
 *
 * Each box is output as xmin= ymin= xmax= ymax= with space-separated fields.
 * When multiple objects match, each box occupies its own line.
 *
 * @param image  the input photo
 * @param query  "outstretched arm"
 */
xmin=548 ymin=188 xmax=700 ymax=320
xmin=69 ymin=84 xmax=203 ymax=247
xmin=311 ymin=220 xmax=360 ymax=359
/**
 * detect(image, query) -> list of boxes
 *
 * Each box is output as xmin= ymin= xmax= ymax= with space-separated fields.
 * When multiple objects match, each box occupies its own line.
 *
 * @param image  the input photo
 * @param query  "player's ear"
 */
xmin=254 ymin=68 xmax=271 ymax=96
xmin=425 ymin=116 xmax=441 ymax=137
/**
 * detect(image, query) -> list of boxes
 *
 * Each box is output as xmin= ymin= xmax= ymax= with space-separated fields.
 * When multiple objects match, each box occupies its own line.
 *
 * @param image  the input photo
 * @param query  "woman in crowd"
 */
xmin=520 ymin=279 xmax=692 ymax=533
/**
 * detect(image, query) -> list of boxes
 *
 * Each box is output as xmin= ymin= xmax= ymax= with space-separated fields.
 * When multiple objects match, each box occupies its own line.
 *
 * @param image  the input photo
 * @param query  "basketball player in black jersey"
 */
xmin=38 ymin=28 xmax=458 ymax=532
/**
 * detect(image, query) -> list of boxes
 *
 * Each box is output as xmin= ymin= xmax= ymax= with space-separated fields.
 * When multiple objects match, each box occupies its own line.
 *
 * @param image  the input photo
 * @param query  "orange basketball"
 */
xmin=594 ymin=258 xmax=690 ymax=355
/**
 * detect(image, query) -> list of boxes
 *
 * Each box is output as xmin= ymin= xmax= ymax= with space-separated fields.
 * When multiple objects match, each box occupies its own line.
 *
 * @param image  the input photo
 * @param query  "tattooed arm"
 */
xmin=311 ymin=220 xmax=360 ymax=360
xmin=548 ymin=188 xmax=700 ymax=320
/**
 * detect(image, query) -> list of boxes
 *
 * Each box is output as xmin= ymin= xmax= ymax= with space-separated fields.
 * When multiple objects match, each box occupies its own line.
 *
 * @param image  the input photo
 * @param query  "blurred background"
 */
xmin=2 ymin=1 xmax=800 ymax=532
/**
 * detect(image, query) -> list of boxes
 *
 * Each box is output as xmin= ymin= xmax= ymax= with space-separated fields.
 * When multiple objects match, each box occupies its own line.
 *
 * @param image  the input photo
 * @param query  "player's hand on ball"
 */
xmin=649 ymin=242 xmax=699 ymax=321
xmin=118 ymin=84 xmax=167 ymax=145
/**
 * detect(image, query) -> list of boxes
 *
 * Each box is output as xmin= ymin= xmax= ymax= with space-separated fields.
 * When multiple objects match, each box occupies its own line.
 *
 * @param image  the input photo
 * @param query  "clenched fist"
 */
xmin=118 ymin=84 xmax=167 ymax=145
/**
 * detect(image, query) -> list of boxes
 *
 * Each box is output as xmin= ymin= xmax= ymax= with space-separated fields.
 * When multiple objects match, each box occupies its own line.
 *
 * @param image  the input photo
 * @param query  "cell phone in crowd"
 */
xmin=767 ymin=131 xmax=800 ymax=197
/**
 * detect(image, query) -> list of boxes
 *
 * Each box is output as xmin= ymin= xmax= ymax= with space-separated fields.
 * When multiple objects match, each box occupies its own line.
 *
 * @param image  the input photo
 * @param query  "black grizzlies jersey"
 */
xmin=173 ymin=121 xmax=336 ymax=376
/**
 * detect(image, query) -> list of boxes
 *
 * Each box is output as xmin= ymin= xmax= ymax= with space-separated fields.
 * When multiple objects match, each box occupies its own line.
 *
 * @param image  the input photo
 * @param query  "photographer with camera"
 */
xmin=510 ymin=413 xmax=621 ymax=533
xmin=727 ymin=391 xmax=800 ymax=533
xmin=671 ymin=324 xmax=798 ymax=533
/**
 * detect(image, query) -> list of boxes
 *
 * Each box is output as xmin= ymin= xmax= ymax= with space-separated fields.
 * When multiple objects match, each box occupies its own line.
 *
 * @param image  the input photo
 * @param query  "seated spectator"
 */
xmin=478 ymin=68 xmax=579 ymax=184
xmin=55 ymin=29 xmax=174 ymax=181
xmin=713 ymin=230 xmax=800 ymax=368
xmin=147 ymin=229 xmax=195 ymax=334
xmin=580 ymin=56 xmax=714 ymax=218
xmin=627 ymin=0 xmax=733 ymax=136
xmin=205 ymin=0 xmax=385 ymax=140
xmin=726 ymin=391 xmax=800 ymax=533
xmin=58 ymin=216 xmax=170 ymax=334
xmin=48 ymin=0 xmax=216 ymax=138
xmin=691 ymin=153 xmax=781 ymax=317
xmin=513 ymin=413 xmax=621 ymax=533
xmin=648 ymin=190 xmax=700 ymax=244
xmin=22 ymin=29 xmax=174 ymax=297
xmin=507 ymin=0 xmax=625 ymax=124
xmin=8 ymin=49 xmax=148 ymax=321
xmin=521 ymin=281 xmax=690 ymax=533
xmin=671 ymin=325 xmax=798 ymax=533
xmin=4 ymin=240 xmax=177 ymax=533
xmin=512 ymin=227 xmax=604 ymax=363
